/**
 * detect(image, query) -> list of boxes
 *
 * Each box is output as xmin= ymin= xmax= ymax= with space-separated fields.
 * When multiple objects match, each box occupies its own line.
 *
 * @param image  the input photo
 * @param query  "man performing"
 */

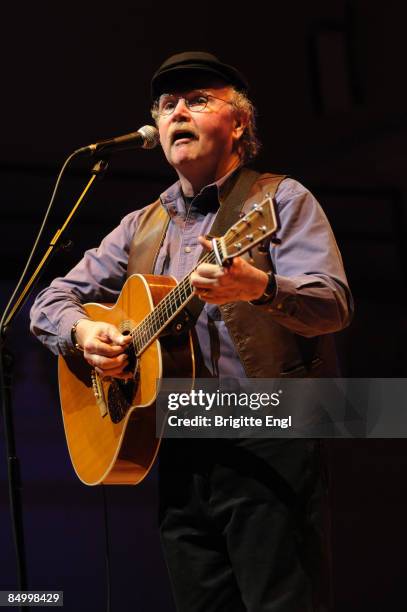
xmin=30 ymin=51 xmax=353 ymax=611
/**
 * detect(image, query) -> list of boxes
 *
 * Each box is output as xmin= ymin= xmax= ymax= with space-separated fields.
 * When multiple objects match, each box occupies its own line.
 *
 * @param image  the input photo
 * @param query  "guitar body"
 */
xmin=56 ymin=196 xmax=277 ymax=487
xmin=58 ymin=274 xmax=195 ymax=486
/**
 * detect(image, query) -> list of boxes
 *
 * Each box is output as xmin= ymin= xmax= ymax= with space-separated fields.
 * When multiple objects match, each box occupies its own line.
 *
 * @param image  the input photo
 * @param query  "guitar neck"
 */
xmin=131 ymin=247 xmax=218 ymax=355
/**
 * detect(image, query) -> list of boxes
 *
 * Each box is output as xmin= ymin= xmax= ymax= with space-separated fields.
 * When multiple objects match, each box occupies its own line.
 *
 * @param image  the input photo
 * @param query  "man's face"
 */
xmin=156 ymin=82 xmax=244 ymax=178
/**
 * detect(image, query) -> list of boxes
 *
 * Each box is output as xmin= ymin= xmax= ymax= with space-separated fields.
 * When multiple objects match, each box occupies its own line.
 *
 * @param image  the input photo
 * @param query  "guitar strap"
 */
xmin=184 ymin=167 xmax=261 ymax=324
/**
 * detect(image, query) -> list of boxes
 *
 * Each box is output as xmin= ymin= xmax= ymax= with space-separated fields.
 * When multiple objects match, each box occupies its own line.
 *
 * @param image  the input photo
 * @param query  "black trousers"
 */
xmin=158 ymin=438 xmax=332 ymax=612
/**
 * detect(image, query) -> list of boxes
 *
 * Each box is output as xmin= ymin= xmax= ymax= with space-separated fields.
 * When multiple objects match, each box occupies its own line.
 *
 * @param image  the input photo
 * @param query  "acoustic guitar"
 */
xmin=58 ymin=197 xmax=278 ymax=485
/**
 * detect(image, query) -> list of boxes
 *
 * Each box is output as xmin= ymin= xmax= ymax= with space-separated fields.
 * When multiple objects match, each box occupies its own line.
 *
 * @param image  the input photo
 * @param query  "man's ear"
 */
xmin=232 ymin=110 xmax=248 ymax=140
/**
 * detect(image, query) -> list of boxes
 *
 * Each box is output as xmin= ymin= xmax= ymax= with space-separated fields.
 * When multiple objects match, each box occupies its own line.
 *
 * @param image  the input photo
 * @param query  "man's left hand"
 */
xmin=190 ymin=237 xmax=269 ymax=305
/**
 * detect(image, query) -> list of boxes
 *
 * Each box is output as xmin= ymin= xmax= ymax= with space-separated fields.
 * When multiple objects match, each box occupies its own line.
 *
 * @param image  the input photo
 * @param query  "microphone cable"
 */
xmin=1 ymin=148 xmax=82 ymax=333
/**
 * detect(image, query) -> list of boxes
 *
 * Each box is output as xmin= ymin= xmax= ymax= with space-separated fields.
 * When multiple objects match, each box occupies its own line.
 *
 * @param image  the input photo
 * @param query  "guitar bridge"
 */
xmin=91 ymin=369 xmax=108 ymax=417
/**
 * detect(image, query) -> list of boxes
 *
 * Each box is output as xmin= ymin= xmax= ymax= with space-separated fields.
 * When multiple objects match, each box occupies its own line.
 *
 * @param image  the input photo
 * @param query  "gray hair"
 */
xmin=231 ymin=89 xmax=261 ymax=163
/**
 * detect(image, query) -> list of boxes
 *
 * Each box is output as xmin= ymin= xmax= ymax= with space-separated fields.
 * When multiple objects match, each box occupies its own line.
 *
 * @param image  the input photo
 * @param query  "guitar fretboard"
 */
xmin=130 ymin=247 xmax=218 ymax=355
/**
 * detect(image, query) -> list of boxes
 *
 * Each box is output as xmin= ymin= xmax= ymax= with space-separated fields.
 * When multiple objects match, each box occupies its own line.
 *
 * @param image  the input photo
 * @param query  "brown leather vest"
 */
xmin=127 ymin=169 xmax=338 ymax=377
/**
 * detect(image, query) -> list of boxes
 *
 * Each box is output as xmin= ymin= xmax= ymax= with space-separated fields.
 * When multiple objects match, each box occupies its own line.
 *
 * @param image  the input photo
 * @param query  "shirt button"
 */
xmin=184 ymin=246 xmax=192 ymax=253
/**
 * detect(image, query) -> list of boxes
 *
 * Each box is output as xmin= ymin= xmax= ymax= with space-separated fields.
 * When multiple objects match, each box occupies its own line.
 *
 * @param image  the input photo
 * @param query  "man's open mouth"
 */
xmin=171 ymin=130 xmax=197 ymax=144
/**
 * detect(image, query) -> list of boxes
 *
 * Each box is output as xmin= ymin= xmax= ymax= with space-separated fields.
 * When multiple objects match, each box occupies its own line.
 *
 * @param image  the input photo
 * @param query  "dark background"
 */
xmin=1 ymin=1 xmax=406 ymax=610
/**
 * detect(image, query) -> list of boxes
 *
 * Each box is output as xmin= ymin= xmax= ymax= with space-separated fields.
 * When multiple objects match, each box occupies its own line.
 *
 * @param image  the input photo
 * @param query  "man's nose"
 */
xmin=172 ymin=97 xmax=190 ymax=119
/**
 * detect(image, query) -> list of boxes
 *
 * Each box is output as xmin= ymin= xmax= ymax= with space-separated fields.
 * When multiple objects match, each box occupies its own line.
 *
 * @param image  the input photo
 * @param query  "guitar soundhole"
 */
xmin=107 ymin=379 xmax=135 ymax=423
xmin=107 ymin=353 xmax=140 ymax=424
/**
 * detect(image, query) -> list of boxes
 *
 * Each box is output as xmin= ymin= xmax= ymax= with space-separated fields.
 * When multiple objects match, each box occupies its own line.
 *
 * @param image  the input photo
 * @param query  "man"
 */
xmin=31 ymin=51 xmax=353 ymax=611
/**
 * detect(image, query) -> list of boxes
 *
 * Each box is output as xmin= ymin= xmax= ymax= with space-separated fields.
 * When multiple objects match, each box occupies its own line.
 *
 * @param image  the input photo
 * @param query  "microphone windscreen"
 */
xmin=138 ymin=125 xmax=160 ymax=149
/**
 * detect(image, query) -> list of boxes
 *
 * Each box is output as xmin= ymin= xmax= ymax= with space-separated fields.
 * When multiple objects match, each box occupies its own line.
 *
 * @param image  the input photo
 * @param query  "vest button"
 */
xmin=184 ymin=246 xmax=192 ymax=253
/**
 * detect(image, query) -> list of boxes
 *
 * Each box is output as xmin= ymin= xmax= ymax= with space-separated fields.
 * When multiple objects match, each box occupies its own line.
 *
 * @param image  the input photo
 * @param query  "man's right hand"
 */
xmin=75 ymin=319 xmax=132 ymax=379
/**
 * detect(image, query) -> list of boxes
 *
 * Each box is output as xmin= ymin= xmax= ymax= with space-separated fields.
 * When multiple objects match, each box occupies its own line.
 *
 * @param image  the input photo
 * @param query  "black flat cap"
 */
xmin=151 ymin=51 xmax=249 ymax=99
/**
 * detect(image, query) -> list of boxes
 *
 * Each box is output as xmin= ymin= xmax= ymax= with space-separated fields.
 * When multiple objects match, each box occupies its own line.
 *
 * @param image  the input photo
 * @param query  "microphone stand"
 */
xmin=0 ymin=158 xmax=109 ymax=611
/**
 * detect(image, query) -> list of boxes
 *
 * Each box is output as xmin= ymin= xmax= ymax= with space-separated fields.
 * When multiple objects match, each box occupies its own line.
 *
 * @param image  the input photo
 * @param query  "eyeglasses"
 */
xmin=155 ymin=91 xmax=234 ymax=116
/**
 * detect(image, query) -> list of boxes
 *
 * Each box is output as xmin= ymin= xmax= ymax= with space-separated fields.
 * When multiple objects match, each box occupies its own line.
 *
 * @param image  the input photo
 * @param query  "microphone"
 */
xmin=76 ymin=125 xmax=159 ymax=156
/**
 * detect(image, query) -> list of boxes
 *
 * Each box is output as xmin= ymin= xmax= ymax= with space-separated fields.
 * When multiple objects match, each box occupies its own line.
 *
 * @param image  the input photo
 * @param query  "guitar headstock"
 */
xmin=220 ymin=197 xmax=278 ymax=261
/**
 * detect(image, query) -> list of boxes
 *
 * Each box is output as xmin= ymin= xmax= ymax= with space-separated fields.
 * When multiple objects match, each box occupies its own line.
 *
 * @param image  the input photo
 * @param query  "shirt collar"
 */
xmin=160 ymin=165 xmax=242 ymax=216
